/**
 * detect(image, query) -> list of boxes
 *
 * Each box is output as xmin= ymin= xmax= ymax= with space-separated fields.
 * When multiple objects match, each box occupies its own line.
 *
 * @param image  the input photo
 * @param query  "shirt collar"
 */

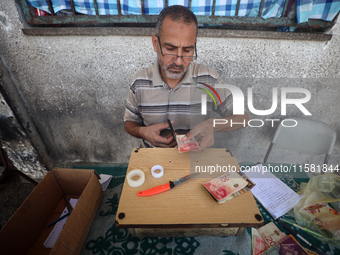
xmin=152 ymin=62 xmax=164 ymax=86
xmin=181 ymin=63 xmax=193 ymax=85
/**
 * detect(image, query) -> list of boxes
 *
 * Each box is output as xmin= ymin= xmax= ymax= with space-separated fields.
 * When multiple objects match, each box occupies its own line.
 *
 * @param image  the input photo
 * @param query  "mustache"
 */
xmin=167 ymin=63 xmax=184 ymax=70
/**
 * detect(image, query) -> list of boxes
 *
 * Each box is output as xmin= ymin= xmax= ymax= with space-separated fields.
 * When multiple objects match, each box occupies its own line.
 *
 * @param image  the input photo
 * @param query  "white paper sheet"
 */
xmin=99 ymin=174 xmax=113 ymax=191
xmin=44 ymin=198 xmax=78 ymax=248
xmin=245 ymin=164 xmax=301 ymax=219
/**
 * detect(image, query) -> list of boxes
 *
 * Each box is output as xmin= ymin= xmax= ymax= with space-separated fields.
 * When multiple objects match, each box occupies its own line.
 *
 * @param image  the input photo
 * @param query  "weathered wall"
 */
xmin=0 ymin=1 xmax=339 ymax=174
xmin=0 ymin=90 xmax=47 ymax=179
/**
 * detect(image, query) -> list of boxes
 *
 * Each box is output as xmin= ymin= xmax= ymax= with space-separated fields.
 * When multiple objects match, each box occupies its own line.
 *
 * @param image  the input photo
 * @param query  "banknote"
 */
xmin=259 ymin=235 xmax=309 ymax=255
xmin=251 ymin=228 xmax=269 ymax=255
xmin=301 ymin=202 xmax=339 ymax=238
xmin=176 ymin=134 xmax=200 ymax=153
xmin=201 ymin=171 xmax=249 ymax=203
xmin=304 ymin=248 xmax=320 ymax=255
xmin=257 ymin=222 xmax=287 ymax=247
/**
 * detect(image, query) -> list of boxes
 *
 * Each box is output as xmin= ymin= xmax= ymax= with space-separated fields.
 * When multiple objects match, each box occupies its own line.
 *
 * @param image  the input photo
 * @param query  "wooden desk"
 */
xmin=115 ymin=148 xmax=264 ymax=237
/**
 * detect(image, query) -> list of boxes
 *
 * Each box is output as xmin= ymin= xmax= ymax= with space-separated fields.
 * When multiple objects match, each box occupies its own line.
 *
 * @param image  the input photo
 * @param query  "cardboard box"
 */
xmin=0 ymin=168 xmax=103 ymax=255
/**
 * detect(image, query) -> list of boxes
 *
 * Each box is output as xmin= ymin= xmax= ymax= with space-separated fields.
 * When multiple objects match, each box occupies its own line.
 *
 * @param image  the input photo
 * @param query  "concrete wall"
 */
xmin=0 ymin=1 xmax=339 ymax=174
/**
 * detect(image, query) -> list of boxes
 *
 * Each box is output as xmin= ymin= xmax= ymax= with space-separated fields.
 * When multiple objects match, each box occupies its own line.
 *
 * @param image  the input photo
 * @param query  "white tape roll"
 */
xmin=127 ymin=169 xmax=145 ymax=187
xmin=151 ymin=165 xmax=164 ymax=178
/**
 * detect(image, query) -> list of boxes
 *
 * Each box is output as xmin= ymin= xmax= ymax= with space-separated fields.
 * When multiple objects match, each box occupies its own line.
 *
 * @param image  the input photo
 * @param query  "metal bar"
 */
xmin=21 ymin=27 xmax=333 ymax=41
xmin=46 ymin=0 xmax=55 ymax=15
xmin=28 ymin=14 xmax=159 ymax=24
xmin=141 ymin=0 xmax=145 ymax=15
xmin=25 ymin=14 xmax=334 ymax=28
xmin=93 ymin=0 xmax=99 ymax=15
xmin=258 ymin=0 xmax=265 ymax=17
xmin=27 ymin=3 xmax=37 ymax=17
xmin=69 ymin=0 xmax=76 ymax=15
xmin=283 ymin=0 xmax=293 ymax=17
xmin=263 ymin=143 xmax=274 ymax=163
xmin=212 ymin=0 xmax=216 ymax=16
xmin=235 ymin=0 xmax=240 ymax=16
xmin=324 ymin=154 xmax=330 ymax=165
xmin=117 ymin=0 xmax=122 ymax=15
xmin=18 ymin=0 xmax=33 ymax=22
xmin=188 ymin=0 xmax=192 ymax=10
xmin=165 ymin=0 xmax=168 ymax=8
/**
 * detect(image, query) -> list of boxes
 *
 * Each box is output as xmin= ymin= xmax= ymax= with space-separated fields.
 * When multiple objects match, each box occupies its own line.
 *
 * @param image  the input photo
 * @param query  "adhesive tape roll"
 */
xmin=127 ymin=169 xmax=145 ymax=188
xmin=151 ymin=165 xmax=164 ymax=178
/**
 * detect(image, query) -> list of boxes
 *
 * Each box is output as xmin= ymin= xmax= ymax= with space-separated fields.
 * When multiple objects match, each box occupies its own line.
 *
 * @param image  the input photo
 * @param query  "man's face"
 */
xmin=152 ymin=17 xmax=197 ymax=81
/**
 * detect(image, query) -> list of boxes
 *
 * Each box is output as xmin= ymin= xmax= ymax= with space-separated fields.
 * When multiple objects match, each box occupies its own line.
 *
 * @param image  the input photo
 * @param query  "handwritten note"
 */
xmin=44 ymin=198 xmax=78 ymax=248
xmin=245 ymin=164 xmax=301 ymax=219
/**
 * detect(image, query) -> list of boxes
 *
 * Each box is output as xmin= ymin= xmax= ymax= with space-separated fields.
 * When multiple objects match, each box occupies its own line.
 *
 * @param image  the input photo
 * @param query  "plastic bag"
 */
xmin=294 ymin=173 xmax=340 ymax=246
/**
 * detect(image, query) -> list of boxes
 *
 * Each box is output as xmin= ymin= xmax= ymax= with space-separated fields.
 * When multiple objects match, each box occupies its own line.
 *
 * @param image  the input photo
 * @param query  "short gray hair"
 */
xmin=155 ymin=5 xmax=198 ymax=37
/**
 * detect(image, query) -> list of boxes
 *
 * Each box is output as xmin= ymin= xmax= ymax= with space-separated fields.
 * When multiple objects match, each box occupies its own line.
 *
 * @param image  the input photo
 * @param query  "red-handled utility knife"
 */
xmin=137 ymin=172 xmax=200 ymax=197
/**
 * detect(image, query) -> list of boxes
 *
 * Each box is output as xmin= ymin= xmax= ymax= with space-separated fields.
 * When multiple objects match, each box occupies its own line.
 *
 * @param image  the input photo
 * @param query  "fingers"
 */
xmin=185 ymin=123 xmax=215 ymax=151
xmin=153 ymin=136 xmax=177 ymax=148
xmin=187 ymin=122 xmax=205 ymax=139
xmin=183 ymin=131 xmax=191 ymax=140
xmin=157 ymin=121 xmax=173 ymax=131
xmin=144 ymin=121 xmax=178 ymax=148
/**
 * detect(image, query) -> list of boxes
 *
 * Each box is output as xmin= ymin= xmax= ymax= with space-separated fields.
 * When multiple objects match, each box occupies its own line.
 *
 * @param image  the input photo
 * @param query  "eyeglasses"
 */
xmin=157 ymin=36 xmax=197 ymax=63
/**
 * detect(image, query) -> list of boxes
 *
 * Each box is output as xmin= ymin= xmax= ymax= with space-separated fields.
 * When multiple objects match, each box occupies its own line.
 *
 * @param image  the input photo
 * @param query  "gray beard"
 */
xmin=158 ymin=56 xmax=188 ymax=80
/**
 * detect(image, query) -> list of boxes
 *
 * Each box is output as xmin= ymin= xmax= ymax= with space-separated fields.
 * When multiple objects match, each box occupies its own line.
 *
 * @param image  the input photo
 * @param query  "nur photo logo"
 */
xmin=199 ymin=83 xmax=312 ymax=128
xmin=198 ymin=82 xmax=223 ymax=115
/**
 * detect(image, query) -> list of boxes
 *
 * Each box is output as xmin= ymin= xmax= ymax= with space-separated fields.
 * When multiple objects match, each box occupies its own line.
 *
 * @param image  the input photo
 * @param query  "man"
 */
xmin=124 ymin=5 xmax=248 ymax=149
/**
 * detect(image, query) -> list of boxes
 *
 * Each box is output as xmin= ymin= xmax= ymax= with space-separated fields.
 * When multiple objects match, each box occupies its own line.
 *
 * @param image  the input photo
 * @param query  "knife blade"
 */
xmin=137 ymin=172 xmax=200 ymax=197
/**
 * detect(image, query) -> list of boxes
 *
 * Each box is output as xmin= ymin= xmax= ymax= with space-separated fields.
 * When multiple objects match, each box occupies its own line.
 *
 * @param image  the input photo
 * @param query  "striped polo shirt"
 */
xmin=124 ymin=62 xmax=233 ymax=145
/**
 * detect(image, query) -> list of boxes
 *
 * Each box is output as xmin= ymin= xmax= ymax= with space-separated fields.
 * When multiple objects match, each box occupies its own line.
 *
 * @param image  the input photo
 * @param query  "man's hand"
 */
xmin=140 ymin=122 xmax=177 ymax=147
xmin=185 ymin=120 xmax=214 ymax=151
xmin=185 ymin=113 xmax=250 ymax=151
xmin=125 ymin=121 xmax=177 ymax=148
